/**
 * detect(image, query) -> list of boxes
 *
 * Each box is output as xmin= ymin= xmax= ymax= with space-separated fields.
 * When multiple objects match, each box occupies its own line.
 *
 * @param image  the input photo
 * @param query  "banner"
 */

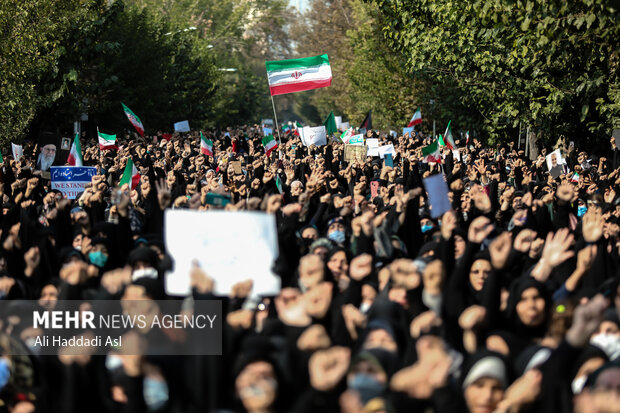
xmin=51 ymin=166 xmax=97 ymax=199
xmin=347 ymin=134 xmax=364 ymax=145
xmin=174 ymin=120 xmax=190 ymax=132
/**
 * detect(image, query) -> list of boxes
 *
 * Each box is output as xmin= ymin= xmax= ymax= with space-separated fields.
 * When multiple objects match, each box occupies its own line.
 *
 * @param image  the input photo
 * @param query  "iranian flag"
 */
xmin=262 ymin=134 xmax=278 ymax=156
xmin=408 ymin=108 xmax=422 ymax=127
xmin=66 ymin=133 xmax=83 ymax=166
xmin=119 ymin=158 xmax=141 ymax=190
xmin=121 ymin=103 xmax=144 ymax=136
xmin=266 ymin=54 xmax=332 ymax=96
xmin=200 ymin=132 xmax=213 ymax=156
xmin=422 ymin=140 xmax=441 ymax=163
xmin=442 ymin=120 xmax=456 ymax=150
xmin=98 ymin=130 xmax=118 ymax=150
xmin=341 ymin=127 xmax=354 ymax=142
xmin=293 ymin=121 xmax=302 ymax=136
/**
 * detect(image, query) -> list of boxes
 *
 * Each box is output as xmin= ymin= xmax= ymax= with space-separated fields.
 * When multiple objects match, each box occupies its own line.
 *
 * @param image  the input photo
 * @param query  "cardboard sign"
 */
xmin=423 ymin=173 xmax=451 ymax=219
xmin=384 ymin=154 xmax=393 ymax=167
xmin=335 ymin=116 xmax=342 ymax=130
xmin=231 ymin=161 xmax=242 ymax=174
xmin=50 ymin=166 xmax=97 ymax=199
xmin=262 ymin=127 xmax=273 ymax=136
xmin=340 ymin=122 xmax=350 ymax=130
xmin=174 ymin=120 xmax=190 ymax=132
xmin=403 ymin=127 xmax=414 ymax=136
xmin=344 ymin=144 xmax=367 ymax=163
xmin=164 ymin=210 xmax=281 ymax=297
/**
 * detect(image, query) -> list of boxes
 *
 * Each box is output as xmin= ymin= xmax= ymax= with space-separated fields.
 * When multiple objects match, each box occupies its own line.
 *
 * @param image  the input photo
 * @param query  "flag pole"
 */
xmin=269 ymin=94 xmax=283 ymax=159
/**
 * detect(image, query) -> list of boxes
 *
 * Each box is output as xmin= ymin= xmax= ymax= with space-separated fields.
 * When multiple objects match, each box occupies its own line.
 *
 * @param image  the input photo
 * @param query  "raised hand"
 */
xmin=308 ymin=346 xmax=351 ymax=391
xmin=582 ymin=209 xmax=604 ymax=243
xmin=489 ymin=231 xmax=512 ymax=269
xmin=468 ymin=216 xmax=494 ymax=244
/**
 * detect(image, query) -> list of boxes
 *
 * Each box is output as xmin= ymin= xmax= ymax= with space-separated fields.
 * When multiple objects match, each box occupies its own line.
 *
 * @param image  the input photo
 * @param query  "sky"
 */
xmin=289 ymin=0 xmax=309 ymax=13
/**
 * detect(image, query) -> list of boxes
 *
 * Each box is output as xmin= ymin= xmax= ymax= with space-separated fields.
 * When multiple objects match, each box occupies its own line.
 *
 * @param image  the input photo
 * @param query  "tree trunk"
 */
xmin=528 ymin=129 xmax=539 ymax=160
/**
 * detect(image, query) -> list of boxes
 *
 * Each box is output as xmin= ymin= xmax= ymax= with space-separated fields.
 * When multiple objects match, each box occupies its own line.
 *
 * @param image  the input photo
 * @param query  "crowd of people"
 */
xmin=0 ymin=125 xmax=619 ymax=413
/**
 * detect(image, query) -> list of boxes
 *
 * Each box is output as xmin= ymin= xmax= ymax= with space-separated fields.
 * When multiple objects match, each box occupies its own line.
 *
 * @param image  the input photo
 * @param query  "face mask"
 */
xmin=105 ymin=355 xmax=123 ymax=371
xmin=572 ymin=375 xmax=587 ymax=394
xmin=590 ymin=333 xmax=620 ymax=360
xmin=577 ymin=205 xmax=587 ymax=217
xmin=328 ymin=230 xmax=346 ymax=244
xmin=143 ymin=377 xmax=169 ymax=410
xmin=88 ymin=251 xmax=108 ymax=268
xmin=421 ymin=224 xmax=434 ymax=233
xmin=0 ymin=358 xmax=10 ymax=391
xmin=132 ymin=268 xmax=158 ymax=281
xmin=238 ymin=378 xmax=278 ymax=400
xmin=74 ymin=245 xmax=82 ymax=251
xmin=348 ymin=373 xmax=385 ymax=404
xmin=359 ymin=302 xmax=372 ymax=314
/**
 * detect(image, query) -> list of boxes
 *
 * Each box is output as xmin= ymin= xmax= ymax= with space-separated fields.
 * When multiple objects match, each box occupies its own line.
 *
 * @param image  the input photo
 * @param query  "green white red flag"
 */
xmin=121 ymin=103 xmax=144 ymax=136
xmin=341 ymin=127 xmax=354 ymax=142
xmin=200 ymin=132 xmax=213 ymax=156
xmin=422 ymin=140 xmax=441 ymax=163
xmin=262 ymin=134 xmax=278 ymax=156
xmin=266 ymin=54 xmax=332 ymax=96
xmin=98 ymin=130 xmax=118 ymax=150
xmin=119 ymin=158 xmax=140 ymax=190
xmin=66 ymin=133 xmax=83 ymax=166
xmin=408 ymin=108 xmax=422 ymax=127
xmin=442 ymin=120 xmax=456 ymax=150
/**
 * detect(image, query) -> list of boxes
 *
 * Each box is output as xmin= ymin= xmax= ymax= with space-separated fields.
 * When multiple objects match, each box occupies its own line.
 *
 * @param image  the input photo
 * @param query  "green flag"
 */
xmin=323 ymin=111 xmax=337 ymax=135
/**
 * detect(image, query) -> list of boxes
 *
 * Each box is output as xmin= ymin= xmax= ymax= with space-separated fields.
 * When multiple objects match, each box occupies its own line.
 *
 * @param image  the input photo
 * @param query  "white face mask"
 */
xmin=359 ymin=302 xmax=372 ymax=314
xmin=105 ymin=354 xmax=123 ymax=370
xmin=572 ymin=375 xmax=587 ymax=394
xmin=590 ymin=333 xmax=620 ymax=360
xmin=132 ymin=267 xmax=158 ymax=281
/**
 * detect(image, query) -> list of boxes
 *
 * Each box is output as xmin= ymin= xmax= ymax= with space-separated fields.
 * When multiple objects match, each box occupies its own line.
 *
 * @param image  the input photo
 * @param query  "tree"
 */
xmin=371 ymin=0 xmax=619 ymax=147
xmin=0 ymin=0 xmax=103 ymax=145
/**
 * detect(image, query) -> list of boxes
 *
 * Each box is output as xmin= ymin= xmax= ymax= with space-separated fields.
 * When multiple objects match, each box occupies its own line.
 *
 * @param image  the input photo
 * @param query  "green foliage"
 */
xmin=371 ymin=0 xmax=619 ymax=147
xmin=0 ymin=0 xmax=291 ymax=145
xmin=0 ymin=0 xmax=103 ymax=144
